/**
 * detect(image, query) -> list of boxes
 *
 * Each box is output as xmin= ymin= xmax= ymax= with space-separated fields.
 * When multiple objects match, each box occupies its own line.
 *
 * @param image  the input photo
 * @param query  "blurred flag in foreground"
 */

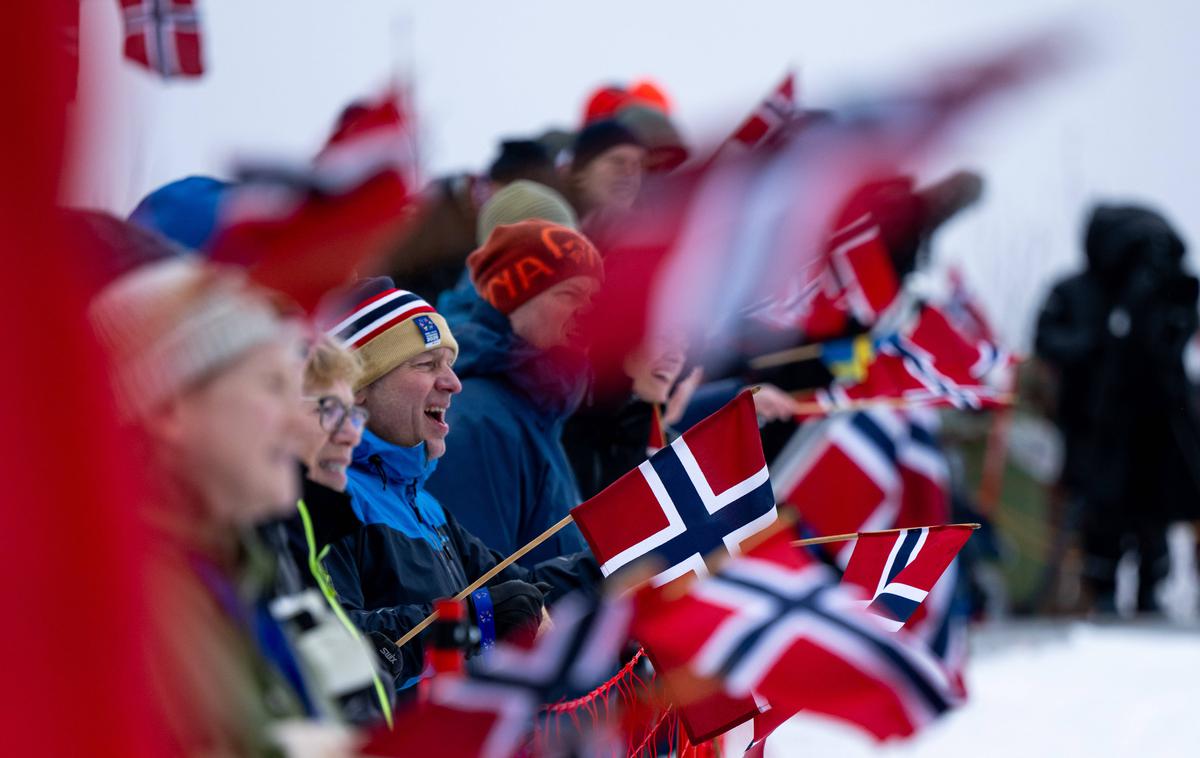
xmin=634 ymin=529 xmax=963 ymax=752
xmin=210 ymin=89 xmax=419 ymax=312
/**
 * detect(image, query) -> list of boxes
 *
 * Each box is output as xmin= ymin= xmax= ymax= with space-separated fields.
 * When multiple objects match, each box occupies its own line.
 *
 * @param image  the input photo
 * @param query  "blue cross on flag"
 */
xmin=571 ymin=391 xmax=778 ymax=587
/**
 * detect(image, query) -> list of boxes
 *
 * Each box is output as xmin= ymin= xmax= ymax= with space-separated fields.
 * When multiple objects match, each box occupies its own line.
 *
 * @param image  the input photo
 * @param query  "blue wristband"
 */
xmin=471 ymin=588 xmax=496 ymax=651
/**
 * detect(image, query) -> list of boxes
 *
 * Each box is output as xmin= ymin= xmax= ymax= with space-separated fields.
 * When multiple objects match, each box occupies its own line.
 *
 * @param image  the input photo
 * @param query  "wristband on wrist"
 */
xmin=471 ymin=588 xmax=496 ymax=651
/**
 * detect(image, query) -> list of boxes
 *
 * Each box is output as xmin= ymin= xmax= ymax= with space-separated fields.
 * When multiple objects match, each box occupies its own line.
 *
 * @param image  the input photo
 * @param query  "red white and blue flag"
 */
xmin=209 ymin=90 xmax=418 ymax=312
xmin=841 ymin=525 xmax=974 ymax=631
xmin=745 ymin=183 xmax=904 ymax=341
xmin=724 ymin=72 xmax=797 ymax=151
xmin=773 ymin=407 xmax=950 ymax=563
xmin=943 ymin=266 xmax=996 ymax=345
xmin=570 ymin=390 xmax=777 ymax=741
xmin=633 ymin=529 xmax=963 ymax=745
xmin=118 ymin=1 xmax=205 ymax=78
xmin=570 ymin=390 xmax=778 ymax=587
xmin=364 ymin=593 xmax=632 ymax=758
xmin=809 ymin=305 xmax=1014 ymax=415
xmin=771 ymin=408 xmax=969 ymax=696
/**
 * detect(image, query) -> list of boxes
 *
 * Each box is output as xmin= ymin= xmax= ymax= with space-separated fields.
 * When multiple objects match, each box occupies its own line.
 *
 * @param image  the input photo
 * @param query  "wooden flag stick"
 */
xmin=748 ymin=343 xmax=824 ymax=371
xmin=393 ymin=513 xmax=577 ymax=649
xmin=792 ymin=522 xmax=981 ymax=548
xmin=790 ymin=393 xmax=1016 ymax=418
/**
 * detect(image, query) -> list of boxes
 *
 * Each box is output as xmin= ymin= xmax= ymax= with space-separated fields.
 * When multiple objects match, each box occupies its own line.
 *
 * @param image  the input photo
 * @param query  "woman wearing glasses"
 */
xmin=274 ymin=335 xmax=401 ymax=727
xmin=297 ymin=337 xmax=370 ymax=493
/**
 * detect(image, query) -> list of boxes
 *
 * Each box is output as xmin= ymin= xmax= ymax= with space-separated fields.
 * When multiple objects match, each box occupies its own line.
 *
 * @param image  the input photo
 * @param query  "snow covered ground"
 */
xmin=733 ymin=620 xmax=1200 ymax=757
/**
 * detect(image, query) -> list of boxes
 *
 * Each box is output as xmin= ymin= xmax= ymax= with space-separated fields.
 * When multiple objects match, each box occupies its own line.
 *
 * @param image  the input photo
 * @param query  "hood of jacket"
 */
xmin=449 ymin=297 xmax=589 ymax=418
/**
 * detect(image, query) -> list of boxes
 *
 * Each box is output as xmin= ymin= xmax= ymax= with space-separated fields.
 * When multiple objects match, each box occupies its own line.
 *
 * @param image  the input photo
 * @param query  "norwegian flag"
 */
xmin=773 ymin=407 xmax=950 ymax=564
xmin=570 ymin=390 xmax=778 ymax=587
xmin=943 ymin=266 xmax=996 ymax=344
xmin=209 ymin=90 xmax=417 ymax=312
xmin=745 ymin=181 xmax=904 ymax=340
xmin=808 ymin=304 xmax=1014 ymax=416
xmin=841 ymin=525 xmax=974 ymax=631
xmin=583 ymin=38 xmax=1064 ymax=384
xmin=725 ymin=72 xmax=797 ymax=151
xmin=364 ymin=593 xmax=632 ymax=758
xmin=633 ymin=529 xmax=963 ymax=746
xmin=118 ymin=1 xmax=205 ymax=78
xmin=772 ymin=407 xmax=969 ymax=699
xmin=570 ymin=390 xmax=775 ymax=742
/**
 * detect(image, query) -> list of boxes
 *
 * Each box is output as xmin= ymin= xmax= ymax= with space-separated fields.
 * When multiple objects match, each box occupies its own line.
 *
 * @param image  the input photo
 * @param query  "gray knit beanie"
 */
xmin=476 ymin=180 xmax=578 ymax=245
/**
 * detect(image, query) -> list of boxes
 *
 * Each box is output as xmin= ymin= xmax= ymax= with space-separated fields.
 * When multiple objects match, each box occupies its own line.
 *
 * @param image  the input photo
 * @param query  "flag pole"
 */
xmin=790 ymin=393 xmax=1015 ymax=418
xmin=398 ymin=388 xmax=763 ymax=648
xmin=394 ymin=513 xmax=576 ymax=648
xmin=792 ymin=522 xmax=980 ymax=548
xmin=748 ymin=343 xmax=824 ymax=371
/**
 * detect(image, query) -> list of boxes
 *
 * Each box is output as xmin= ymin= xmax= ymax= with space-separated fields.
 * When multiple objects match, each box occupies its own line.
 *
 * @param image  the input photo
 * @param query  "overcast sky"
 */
xmin=69 ymin=0 xmax=1200 ymax=348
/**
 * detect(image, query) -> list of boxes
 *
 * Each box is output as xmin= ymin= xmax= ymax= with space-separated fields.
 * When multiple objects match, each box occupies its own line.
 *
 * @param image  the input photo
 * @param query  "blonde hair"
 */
xmin=303 ymin=335 xmax=363 ymax=394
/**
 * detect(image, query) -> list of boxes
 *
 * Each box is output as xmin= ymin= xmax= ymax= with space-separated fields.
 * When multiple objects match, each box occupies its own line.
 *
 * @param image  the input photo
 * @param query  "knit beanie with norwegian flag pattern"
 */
xmin=325 ymin=277 xmax=458 ymax=391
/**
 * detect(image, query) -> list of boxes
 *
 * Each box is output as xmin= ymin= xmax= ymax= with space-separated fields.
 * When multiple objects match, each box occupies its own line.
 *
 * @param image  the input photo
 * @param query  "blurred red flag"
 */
xmin=633 ymin=529 xmax=963 ymax=750
xmin=210 ymin=90 xmax=419 ymax=312
xmin=724 ymin=72 xmax=797 ymax=151
xmin=1 ymin=2 xmax=167 ymax=754
xmin=583 ymin=33 xmax=1067 ymax=384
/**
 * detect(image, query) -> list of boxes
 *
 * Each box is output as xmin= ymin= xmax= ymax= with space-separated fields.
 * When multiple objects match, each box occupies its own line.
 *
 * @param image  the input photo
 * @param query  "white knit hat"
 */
xmin=89 ymin=257 xmax=290 ymax=421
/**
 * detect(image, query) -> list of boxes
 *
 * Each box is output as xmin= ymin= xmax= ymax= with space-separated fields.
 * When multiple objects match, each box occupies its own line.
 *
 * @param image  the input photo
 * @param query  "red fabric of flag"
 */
xmin=118 ymin=0 xmax=205 ymax=78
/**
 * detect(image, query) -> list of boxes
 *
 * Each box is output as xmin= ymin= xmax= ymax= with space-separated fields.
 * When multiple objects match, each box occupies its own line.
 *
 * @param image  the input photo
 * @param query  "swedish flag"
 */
xmin=819 ymin=334 xmax=876 ymax=382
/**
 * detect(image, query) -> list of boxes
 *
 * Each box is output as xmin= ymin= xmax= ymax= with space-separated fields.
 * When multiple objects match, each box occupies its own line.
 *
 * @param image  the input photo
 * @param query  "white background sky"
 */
xmin=69 ymin=0 xmax=1200 ymax=349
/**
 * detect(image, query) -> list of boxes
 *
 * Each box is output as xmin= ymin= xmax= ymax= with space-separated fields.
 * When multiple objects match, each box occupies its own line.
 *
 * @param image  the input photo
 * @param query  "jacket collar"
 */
xmin=350 ymin=427 xmax=438 ymax=489
xmin=451 ymin=298 xmax=590 ymax=418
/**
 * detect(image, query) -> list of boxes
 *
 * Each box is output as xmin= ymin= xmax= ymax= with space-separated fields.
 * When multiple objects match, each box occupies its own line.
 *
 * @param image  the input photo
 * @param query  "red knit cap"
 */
xmin=467 ymin=220 xmax=604 ymax=315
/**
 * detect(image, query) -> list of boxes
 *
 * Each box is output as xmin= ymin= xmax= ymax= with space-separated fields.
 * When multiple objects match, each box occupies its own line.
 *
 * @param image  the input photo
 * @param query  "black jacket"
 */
xmin=1035 ymin=204 xmax=1200 ymax=521
xmin=564 ymin=393 xmax=659 ymax=501
xmin=292 ymin=472 xmax=600 ymax=694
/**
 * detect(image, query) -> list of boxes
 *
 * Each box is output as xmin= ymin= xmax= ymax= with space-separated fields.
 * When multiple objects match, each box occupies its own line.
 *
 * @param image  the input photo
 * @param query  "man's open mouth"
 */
xmin=425 ymin=407 xmax=447 ymax=424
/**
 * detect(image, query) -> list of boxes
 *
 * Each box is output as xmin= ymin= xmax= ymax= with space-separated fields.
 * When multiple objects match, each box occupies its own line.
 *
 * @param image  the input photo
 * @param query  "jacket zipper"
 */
xmin=367 ymin=454 xmax=467 ymax=588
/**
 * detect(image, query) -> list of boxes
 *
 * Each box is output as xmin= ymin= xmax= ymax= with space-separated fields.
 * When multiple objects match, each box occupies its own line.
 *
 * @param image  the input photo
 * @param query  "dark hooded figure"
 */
xmin=1035 ymin=203 xmax=1200 ymax=614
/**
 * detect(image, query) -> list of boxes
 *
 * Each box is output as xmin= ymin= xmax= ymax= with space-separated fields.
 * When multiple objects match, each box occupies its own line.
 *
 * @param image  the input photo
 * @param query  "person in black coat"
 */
xmin=1035 ymin=203 xmax=1200 ymax=613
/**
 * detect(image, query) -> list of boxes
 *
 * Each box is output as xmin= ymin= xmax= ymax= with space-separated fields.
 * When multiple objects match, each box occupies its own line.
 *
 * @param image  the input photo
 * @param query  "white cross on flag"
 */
xmin=632 ymin=529 xmax=963 ymax=747
xmin=726 ymin=72 xmax=797 ymax=150
xmin=841 ymin=525 xmax=973 ymax=631
xmin=570 ymin=390 xmax=778 ymax=588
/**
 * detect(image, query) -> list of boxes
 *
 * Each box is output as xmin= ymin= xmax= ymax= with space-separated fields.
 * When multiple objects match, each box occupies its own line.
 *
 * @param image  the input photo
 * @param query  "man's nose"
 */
xmin=436 ymin=366 xmax=463 ymax=394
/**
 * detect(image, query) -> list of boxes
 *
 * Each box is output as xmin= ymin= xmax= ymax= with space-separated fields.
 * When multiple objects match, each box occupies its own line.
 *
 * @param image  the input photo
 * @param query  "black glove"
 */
xmin=473 ymin=579 xmax=546 ymax=641
xmin=367 ymin=631 xmax=409 ymax=681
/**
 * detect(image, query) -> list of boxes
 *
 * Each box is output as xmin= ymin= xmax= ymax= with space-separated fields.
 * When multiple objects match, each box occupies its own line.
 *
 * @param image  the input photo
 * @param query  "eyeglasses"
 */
xmin=305 ymin=396 xmax=369 ymax=436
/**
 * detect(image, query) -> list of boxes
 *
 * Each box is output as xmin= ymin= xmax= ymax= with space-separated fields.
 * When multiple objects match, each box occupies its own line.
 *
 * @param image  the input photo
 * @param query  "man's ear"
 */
xmin=354 ymin=387 xmax=368 ymax=406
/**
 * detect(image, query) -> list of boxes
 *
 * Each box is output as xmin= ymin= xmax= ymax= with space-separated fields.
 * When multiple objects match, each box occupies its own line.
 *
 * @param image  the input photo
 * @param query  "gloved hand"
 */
xmin=470 ymin=580 xmax=547 ymax=642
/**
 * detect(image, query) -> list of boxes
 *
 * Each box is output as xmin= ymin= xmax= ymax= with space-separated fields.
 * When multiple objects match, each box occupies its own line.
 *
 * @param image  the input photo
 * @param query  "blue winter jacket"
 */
xmin=426 ymin=297 xmax=590 ymax=565
xmin=327 ymin=429 xmax=598 ymax=693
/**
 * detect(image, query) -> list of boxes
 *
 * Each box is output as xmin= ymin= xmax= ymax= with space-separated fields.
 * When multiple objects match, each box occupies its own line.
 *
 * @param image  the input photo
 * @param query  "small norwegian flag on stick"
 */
xmin=570 ymin=389 xmax=778 ymax=588
xmin=840 ymin=524 xmax=975 ymax=631
xmin=725 ymin=72 xmax=797 ymax=151
xmin=569 ymin=389 xmax=779 ymax=741
xmin=118 ymin=1 xmax=205 ymax=78
xmin=633 ymin=528 xmax=965 ymax=749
